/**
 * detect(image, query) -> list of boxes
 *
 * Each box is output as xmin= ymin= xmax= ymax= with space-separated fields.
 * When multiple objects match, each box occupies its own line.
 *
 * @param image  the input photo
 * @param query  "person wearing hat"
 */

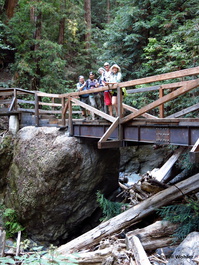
xmin=98 ymin=66 xmax=113 ymax=116
xmin=109 ymin=64 xmax=122 ymax=116
xmin=76 ymin=75 xmax=90 ymax=120
xmin=103 ymin=62 xmax=111 ymax=82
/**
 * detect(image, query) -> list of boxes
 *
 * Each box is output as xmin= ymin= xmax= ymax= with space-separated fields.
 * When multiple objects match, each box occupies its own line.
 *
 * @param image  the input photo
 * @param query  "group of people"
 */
xmin=76 ymin=62 xmax=122 ymax=120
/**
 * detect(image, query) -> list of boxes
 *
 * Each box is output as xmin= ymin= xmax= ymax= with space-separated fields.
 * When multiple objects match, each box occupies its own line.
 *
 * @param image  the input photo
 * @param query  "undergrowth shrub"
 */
xmin=96 ymin=191 xmax=127 ymax=221
xmin=2 ymin=208 xmax=25 ymax=238
xmin=157 ymin=198 xmax=199 ymax=240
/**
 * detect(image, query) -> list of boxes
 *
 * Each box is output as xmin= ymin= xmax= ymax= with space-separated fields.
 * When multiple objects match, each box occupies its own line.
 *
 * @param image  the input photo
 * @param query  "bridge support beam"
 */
xmin=9 ymin=115 xmax=19 ymax=134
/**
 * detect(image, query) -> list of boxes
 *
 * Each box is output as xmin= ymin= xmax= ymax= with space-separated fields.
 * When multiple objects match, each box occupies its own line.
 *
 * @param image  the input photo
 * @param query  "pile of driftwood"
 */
xmin=56 ymin=147 xmax=199 ymax=264
xmin=1 ymin=147 xmax=198 ymax=264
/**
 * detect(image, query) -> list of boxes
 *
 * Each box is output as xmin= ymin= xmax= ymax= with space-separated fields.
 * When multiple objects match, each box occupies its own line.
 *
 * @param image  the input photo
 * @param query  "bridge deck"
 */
xmin=0 ymin=66 xmax=199 ymax=155
xmin=72 ymin=118 xmax=199 ymax=148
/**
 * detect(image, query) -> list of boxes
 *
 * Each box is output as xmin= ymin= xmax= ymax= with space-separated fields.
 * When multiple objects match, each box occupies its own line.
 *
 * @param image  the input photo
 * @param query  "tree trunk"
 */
xmin=58 ymin=0 xmax=66 ymax=45
xmin=84 ymin=0 xmax=91 ymax=50
xmin=106 ymin=0 xmax=110 ymax=23
xmin=5 ymin=0 xmax=18 ymax=19
xmin=30 ymin=6 xmax=42 ymax=90
xmin=57 ymin=173 xmax=199 ymax=255
xmin=58 ymin=18 xmax=65 ymax=45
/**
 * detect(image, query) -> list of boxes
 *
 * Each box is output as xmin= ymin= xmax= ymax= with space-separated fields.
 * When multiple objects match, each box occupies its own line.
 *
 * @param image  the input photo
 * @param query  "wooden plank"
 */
xmin=34 ymin=94 xmax=39 ymax=126
xmin=37 ymin=109 xmax=62 ymax=114
xmin=121 ymin=79 xmax=199 ymax=124
xmin=68 ymin=97 xmax=73 ymax=136
xmin=0 ymin=99 xmax=12 ymax=104
xmin=39 ymin=102 xmax=62 ymax=107
xmin=61 ymin=85 xmax=114 ymax=98
xmin=18 ymin=99 xmax=35 ymax=105
xmin=36 ymin=91 xmax=61 ymax=98
xmin=0 ymin=230 xmax=6 ymax=257
xmin=122 ymin=103 xmax=158 ymax=119
xmin=8 ymin=96 xmax=16 ymax=111
xmin=61 ymin=97 xmax=66 ymax=126
xmin=71 ymin=97 xmax=116 ymax=123
xmin=190 ymin=138 xmax=199 ymax=152
xmin=18 ymin=108 xmax=35 ymax=113
xmin=98 ymin=140 xmax=122 ymax=149
xmin=118 ymin=86 xmax=123 ymax=141
xmin=62 ymin=99 xmax=69 ymax=117
xmin=0 ymin=88 xmax=35 ymax=94
xmin=127 ymin=85 xmax=160 ymax=94
xmin=151 ymin=147 xmax=184 ymax=182
xmin=98 ymin=117 xmax=119 ymax=143
xmin=166 ymin=103 xmax=199 ymax=118
xmin=159 ymin=87 xmax=164 ymax=118
xmin=130 ymin=235 xmax=152 ymax=265
xmin=118 ymin=66 xmax=199 ymax=88
xmin=16 ymin=231 xmax=21 ymax=256
xmin=161 ymin=79 xmax=198 ymax=89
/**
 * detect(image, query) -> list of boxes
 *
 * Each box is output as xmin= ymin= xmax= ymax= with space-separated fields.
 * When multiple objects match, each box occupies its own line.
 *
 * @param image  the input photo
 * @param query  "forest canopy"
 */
xmin=0 ymin=0 xmax=199 ymax=96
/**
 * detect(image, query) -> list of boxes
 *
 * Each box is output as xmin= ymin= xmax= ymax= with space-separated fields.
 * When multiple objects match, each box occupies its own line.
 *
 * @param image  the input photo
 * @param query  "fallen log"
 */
xmin=126 ymin=220 xmax=179 ymax=251
xmin=151 ymin=147 xmax=184 ymax=182
xmin=130 ymin=235 xmax=152 ymax=265
xmin=57 ymin=173 xmax=199 ymax=255
xmin=126 ymin=220 xmax=177 ymax=240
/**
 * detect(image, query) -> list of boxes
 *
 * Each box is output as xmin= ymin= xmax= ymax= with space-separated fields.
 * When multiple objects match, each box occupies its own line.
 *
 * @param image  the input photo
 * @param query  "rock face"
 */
xmin=167 ymin=232 xmax=199 ymax=265
xmin=5 ymin=127 xmax=119 ymax=244
xmin=0 ymin=134 xmax=13 ymax=195
xmin=120 ymin=145 xmax=172 ymax=174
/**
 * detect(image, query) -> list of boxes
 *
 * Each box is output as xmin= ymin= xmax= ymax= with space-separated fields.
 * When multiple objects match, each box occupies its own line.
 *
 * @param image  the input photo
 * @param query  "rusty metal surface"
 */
xmin=73 ymin=123 xmax=199 ymax=147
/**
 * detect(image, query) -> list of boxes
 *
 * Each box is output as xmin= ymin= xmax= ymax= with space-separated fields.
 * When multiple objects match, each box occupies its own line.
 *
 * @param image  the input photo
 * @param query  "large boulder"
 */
xmin=0 ymin=133 xmax=13 ymax=194
xmin=167 ymin=232 xmax=199 ymax=265
xmin=5 ymin=127 xmax=119 ymax=244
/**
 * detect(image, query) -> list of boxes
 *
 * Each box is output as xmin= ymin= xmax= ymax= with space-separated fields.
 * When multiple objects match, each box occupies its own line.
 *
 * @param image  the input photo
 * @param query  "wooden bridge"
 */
xmin=0 ymin=66 xmax=199 ymax=160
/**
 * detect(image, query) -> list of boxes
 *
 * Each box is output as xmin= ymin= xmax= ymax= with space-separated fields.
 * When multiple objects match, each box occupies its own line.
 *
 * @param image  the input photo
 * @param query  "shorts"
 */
xmin=104 ymin=91 xmax=112 ymax=106
xmin=80 ymin=96 xmax=90 ymax=110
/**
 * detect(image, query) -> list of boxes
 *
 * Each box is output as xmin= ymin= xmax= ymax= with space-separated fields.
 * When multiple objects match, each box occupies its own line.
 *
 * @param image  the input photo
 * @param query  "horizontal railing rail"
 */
xmin=0 ymin=66 xmax=198 ymax=129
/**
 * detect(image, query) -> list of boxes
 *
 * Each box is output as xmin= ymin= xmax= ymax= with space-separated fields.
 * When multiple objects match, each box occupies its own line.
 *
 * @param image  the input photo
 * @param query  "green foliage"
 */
xmin=2 ymin=208 xmax=24 ymax=238
xmin=99 ymin=0 xmax=199 ymax=80
xmin=157 ymin=198 xmax=199 ymax=240
xmin=96 ymin=191 xmax=126 ymax=221
xmin=0 ymin=244 xmax=78 ymax=264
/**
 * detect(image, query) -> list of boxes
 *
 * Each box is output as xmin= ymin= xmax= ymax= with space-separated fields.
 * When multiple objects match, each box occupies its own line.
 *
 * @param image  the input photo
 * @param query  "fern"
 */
xmin=157 ymin=198 xmax=199 ymax=240
xmin=96 ymin=191 xmax=126 ymax=221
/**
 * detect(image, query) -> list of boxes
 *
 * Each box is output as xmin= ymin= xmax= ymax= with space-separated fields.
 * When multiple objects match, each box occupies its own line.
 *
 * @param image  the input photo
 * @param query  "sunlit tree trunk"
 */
xmin=30 ymin=5 xmax=42 ymax=90
xmin=84 ymin=0 xmax=91 ymax=50
xmin=58 ymin=0 xmax=66 ymax=45
xmin=4 ymin=0 xmax=18 ymax=19
xmin=107 ymin=0 xmax=110 ymax=23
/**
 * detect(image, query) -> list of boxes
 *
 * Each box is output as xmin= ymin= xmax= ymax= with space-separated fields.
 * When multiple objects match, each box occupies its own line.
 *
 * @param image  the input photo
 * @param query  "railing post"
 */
xmin=52 ymin=97 xmax=55 ymax=111
xmin=117 ymin=85 xmax=123 ymax=142
xmin=35 ymin=93 xmax=39 ymax=127
xmin=13 ymin=88 xmax=17 ymax=110
xmin=159 ymin=86 xmax=164 ymax=118
xmin=61 ymin=97 xmax=66 ymax=126
xmin=68 ymin=97 xmax=73 ymax=136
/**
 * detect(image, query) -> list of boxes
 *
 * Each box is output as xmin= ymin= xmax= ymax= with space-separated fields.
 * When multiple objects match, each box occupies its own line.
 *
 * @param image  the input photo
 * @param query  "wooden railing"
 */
xmin=0 ymin=66 xmax=199 ymax=131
